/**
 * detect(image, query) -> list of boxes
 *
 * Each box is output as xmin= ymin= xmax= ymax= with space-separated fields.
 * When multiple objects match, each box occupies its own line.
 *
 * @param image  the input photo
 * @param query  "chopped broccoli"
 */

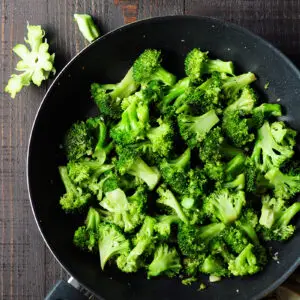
xmin=133 ymin=49 xmax=176 ymax=86
xmin=200 ymin=255 xmax=229 ymax=277
xmin=251 ymin=103 xmax=282 ymax=129
xmin=154 ymin=215 xmax=180 ymax=240
xmin=270 ymin=121 xmax=296 ymax=149
xmin=5 ymin=24 xmax=55 ymax=98
xmin=178 ymin=109 xmax=220 ymax=148
xmin=147 ymin=244 xmax=181 ymax=278
xmin=74 ymin=14 xmax=100 ymax=42
xmin=98 ymin=222 xmax=130 ymax=270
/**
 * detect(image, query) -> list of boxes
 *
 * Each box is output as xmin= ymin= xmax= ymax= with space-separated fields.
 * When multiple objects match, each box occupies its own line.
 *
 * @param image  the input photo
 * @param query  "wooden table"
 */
xmin=1 ymin=1 xmax=300 ymax=299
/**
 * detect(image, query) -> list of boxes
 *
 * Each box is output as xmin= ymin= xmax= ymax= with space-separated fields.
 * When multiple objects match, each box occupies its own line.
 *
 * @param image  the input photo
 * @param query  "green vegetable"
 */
xmin=5 ymin=24 xmax=55 ymax=98
xmin=74 ymin=14 xmax=100 ymax=42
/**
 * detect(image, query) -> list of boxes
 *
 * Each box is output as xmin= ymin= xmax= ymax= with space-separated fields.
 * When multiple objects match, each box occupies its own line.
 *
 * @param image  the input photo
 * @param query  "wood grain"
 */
xmin=0 ymin=0 xmax=299 ymax=299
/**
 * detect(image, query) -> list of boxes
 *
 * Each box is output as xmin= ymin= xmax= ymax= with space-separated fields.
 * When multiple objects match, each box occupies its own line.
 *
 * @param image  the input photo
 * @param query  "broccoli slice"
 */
xmin=228 ymin=244 xmax=261 ymax=276
xmin=98 ymin=222 xmax=130 ymax=270
xmin=178 ymin=109 xmax=220 ymax=148
xmin=159 ymin=148 xmax=191 ymax=194
xmin=59 ymin=166 xmax=91 ymax=212
xmin=74 ymin=14 xmax=100 ymax=42
xmin=184 ymin=48 xmax=234 ymax=83
xmin=117 ymin=216 xmax=156 ymax=273
xmin=251 ymin=121 xmax=294 ymax=172
xmin=204 ymin=189 xmax=246 ymax=224
xmin=178 ymin=223 xmax=225 ymax=257
xmin=133 ymin=49 xmax=176 ymax=86
xmin=157 ymin=185 xmax=188 ymax=224
xmin=147 ymin=244 xmax=181 ymax=278
xmin=5 ymin=24 xmax=55 ymax=98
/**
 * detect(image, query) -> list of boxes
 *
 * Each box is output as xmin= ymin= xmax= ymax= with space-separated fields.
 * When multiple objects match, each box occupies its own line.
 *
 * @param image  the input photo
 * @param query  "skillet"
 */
xmin=27 ymin=15 xmax=300 ymax=300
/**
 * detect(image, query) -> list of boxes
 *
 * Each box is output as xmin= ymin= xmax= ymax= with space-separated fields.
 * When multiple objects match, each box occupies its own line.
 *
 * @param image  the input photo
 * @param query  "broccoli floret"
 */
xmin=110 ymin=96 xmax=150 ymax=145
xmin=133 ymin=49 xmax=176 ymax=86
xmin=204 ymin=161 xmax=224 ymax=181
xmin=178 ymin=109 xmax=220 ymax=148
xmin=270 ymin=121 xmax=296 ymax=149
xmin=184 ymin=168 xmax=208 ymax=200
xmin=222 ymin=110 xmax=255 ymax=147
xmin=209 ymin=239 xmax=235 ymax=263
xmin=159 ymin=148 xmax=191 ymax=194
xmin=222 ymin=72 xmax=256 ymax=100
xmin=259 ymin=196 xmax=300 ymax=241
xmin=59 ymin=166 xmax=91 ymax=212
xmin=157 ymin=185 xmax=188 ymax=224
xmin=222 ymin=226 xmax=249 ymax=254
xmin=98 ymin=222 xmax=130 ymax=270
xmin=224 ymin=174 xmax=245 ymax=191
xmin=265 ymin=168 xmax=300 ymax=200
xmin=154 ymin=215 xmax=180 ymax=240
xmin=146 ymin=118 xmax=174 ymax=157
xmin=200 ymin=255 xmax=229 ymax=277
xmin=100 ymin=187 xmax=146 ymax=232
xmin=184 ymin=48 xmax=234 ymax=83
xmin=177 ymin=223 xmax=225 ymax=257
xmin=228 ymin=244 xmax=261 ymax=276
xmin=147 ymin=244 xmax=181 ymax=278
xmin=236 ymin=209 xmax=259 ymax=245
xmin=251 ymin=103 xmax=282 ymax=129
xmin=74 ymin=14 xmax=100 ymax=42
xmin=73 ymin=207 xmax=101 ymax=252
xmin=117 ymin=148 xmax=160 ymax=190
xmin=204 ymin=189 xmax=246 ymax=224
xmin=183 ymin=256 xmax=205 ymax=277
xmin=251 ymin=121 xmax=294 ymax=172
xmin=91 ymin=67 xmax=138 ymax=119
xmin=117 ymin=216 xmax=156 ymax=273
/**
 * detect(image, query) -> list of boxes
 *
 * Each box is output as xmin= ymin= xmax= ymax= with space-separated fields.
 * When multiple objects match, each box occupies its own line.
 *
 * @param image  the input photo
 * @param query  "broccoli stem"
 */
xmin=151 ymin=67 xmax=176 ymax=87
xmin=276 ymin=202 xmax=300 ymax=227
xmin=59 ymin=166 xmax=77 ymax=195
xmin=74 ymin=14 xmax=100 ymax=42
xmin=205 ymin=59 xmax=234 ymax=75
xmin=162 ymin=77 xmax=190 ymax=105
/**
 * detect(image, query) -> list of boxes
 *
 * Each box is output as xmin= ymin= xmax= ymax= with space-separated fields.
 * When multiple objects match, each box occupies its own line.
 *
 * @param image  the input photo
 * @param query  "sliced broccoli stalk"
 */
xmin=184 ymin=48 xmax=234 ymax=83
xmin=117 ymin=216 xmax=156 ymax=273
xmin=133 ymin=49 xmax=176 ymax=86
xmin=154 ymin=215 xmax=180 ymax=239
xmin=222 ymin=72 xmax=256 ymax=100
xmin=178 ymin=109 xmax=220 ymax=148
xmin=74 ymin=14 xmax=100 ymax=42
xmin=200 ymin=255 xmax=229 ymax=277
xmin=59 ymin=166 xmax=91 ymax=212
xmin=251 ymin=122 xmax=294 ymax=172
xmin=177 ymin=223 xmax=225 ymax=257
xmin=147 ymin=244 xmax=181 ymax=278
xmin=159 ymin=148 xmax=191 ymax=194
xmin=98 ymin=222 xmax=130 ymax=270
xmin=157 ymin=185 xmax=188 ymax=224
xmin=204 ymin=189 xmax=246 ymax=224
xmin=228 ymin=244 xmax=261 ymax=276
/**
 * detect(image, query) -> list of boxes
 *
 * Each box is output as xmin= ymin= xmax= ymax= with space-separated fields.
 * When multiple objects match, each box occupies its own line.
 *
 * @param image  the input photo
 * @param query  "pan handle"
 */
xmin=45 ymin=280 xmax=89 ymax=300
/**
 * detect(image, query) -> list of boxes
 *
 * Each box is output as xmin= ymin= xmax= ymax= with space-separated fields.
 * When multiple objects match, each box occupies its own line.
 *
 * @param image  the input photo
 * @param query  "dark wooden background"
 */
xmin=1 ymin=0 xmax=300 ymax=299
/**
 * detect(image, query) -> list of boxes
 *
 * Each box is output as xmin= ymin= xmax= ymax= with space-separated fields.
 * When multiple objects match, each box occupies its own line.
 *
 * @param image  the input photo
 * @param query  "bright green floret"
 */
xmin=74 ymin=14 xmax=100 ymax=42
xmin=154 ymin=215 xmax=180 ymax=240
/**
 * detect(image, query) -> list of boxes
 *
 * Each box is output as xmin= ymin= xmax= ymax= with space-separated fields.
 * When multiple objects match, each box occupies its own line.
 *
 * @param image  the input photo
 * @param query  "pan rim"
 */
xmin=26 ymin=15 xmax=300 ymax=299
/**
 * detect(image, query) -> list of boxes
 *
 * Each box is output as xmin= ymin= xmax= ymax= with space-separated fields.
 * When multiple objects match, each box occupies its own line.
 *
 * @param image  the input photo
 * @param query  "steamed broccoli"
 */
xmin=251 ymin=103 xmax=282 ymax=129
xmin=270 ymin=121 xmax=296 ymax=149
xmin=98 ymin=222 xmax=130 ymax=270
xmin=200 ymin=255 xmax=229 ymax=277
xmin=178 ymin=109 xmax=220 ymax=148
xmin=147 ymin=244 xmax=181 ymax=278
xmin=133 ymin=49 xmax=176 ymax=86
xmin=184 ymin=48 xmax=234 ymax=83
xmin=154 ymin=215 xmax=180 ymax=240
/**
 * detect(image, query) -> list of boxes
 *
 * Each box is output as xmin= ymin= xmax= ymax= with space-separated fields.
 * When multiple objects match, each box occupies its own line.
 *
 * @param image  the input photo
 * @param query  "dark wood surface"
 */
xmin=1 ymin=0 xmax=300 ymax=299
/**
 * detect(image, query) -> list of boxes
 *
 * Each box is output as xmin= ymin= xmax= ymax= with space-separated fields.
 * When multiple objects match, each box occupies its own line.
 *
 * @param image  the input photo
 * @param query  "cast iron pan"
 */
xmin=27 ymin=16 xmax=300 ymax=300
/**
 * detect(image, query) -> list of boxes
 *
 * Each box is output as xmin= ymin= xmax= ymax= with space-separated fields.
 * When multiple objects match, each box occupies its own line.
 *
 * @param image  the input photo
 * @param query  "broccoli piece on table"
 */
xmin=74 ymin=14 xmax=100 ymax=42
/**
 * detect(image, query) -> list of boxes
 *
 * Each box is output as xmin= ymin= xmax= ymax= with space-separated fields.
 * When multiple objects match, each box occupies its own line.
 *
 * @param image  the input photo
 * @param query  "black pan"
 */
xmin=27 ymin=16 xmax=300 ymax=300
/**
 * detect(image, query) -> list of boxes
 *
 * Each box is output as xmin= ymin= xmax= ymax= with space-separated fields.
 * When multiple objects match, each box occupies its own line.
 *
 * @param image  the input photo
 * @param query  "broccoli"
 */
xmin=147 ymin=244 xmax=181 ymax=278
xmin=177 ymin=223 xmax=225 ymax=257
xmin=200 ymin=255 xmax=229 ymax=277
xmin=74 ymin=14 xmax=100 ymax=42
xmin=222 ymin=72 xmax=256 ymax=100
xmin=59 ymin=166 xmax=91 ymax=212
xmin=224 ymin=174 xmax=245 ymax=191
xmin=100 ymin=187 xmax=146 ymax=232
xmin=73 ymin=207 xmax=101 ymax=252
xmin=178 ymin=109 xmax=220 ymax=148
xmin=159 ymin=148 xmax=191 ymax=194
xmin=5 ymin=24 xmax=55 ymax=98
xmin=225 ymin=153 xmax=246 ymax=181
xmin=91 ymin=67 xmax=138 ymax=119
xmin=184 ymin=168 xmax=208 ymax=200
xmin=228 ymin=244 xmax=261 ymax=276
xmin=222 ymin=226 xmax=249 ymax=254
xmin=117 ymin=216 xmax=156 ymax=273
xmin=251 ymin=121 xmax=294 ymax=172
xmin=270 ymin=121 xmax=296 ymax=149
xmin=204 ymin=189 xmax=246 ymax=224
xmin=154 ymin=215 xmax=180 ymax=240
xmin=183 ymin=256 xmax=205 ymax=277
xmin=157 ymin=185 xmax=188 ymax=224
xmin=133 ymin=49 xmax=176 ymax=86
xmin=265 ymin=168 xmax=300 ymax=200
xmin=117 ymin=148 xmax=160 ymax=190
xmin=184 ymin=48 xmax=234 ymax=83
xmin=259 ymin=195 xmax=300 ymax=241
xmin=110 ymin=96 xmax=150 ymax=145
xmin=98 ymin=222 xmax=130 ymax=270
xmin=209 ymin=239 xmax=235 ymax=263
